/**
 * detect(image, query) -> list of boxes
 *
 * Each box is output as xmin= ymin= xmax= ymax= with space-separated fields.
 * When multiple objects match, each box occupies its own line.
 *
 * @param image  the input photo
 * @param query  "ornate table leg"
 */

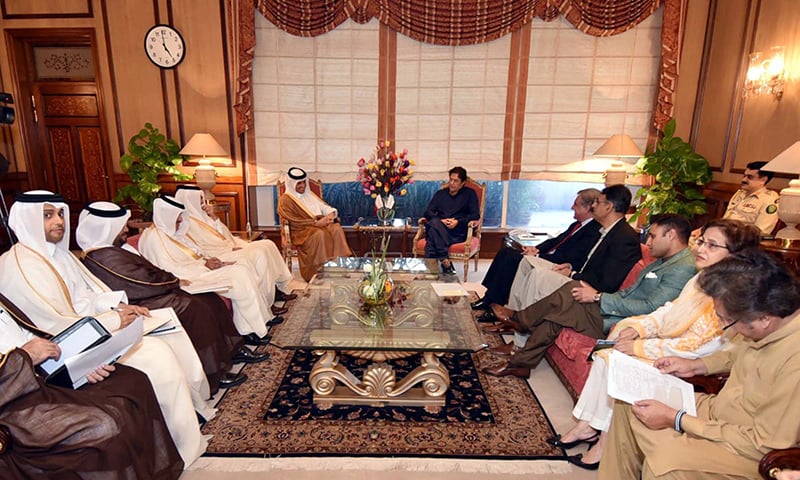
xmin=309 ymin=350 xmax=450 ymax=408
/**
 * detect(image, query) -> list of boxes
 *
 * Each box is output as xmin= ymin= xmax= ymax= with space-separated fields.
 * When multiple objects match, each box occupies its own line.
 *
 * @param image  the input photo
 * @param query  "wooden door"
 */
xmin=8 ymin=29 xmax=114 ymax=235
xmin=30 ymin=83 xmax=111 ymax=217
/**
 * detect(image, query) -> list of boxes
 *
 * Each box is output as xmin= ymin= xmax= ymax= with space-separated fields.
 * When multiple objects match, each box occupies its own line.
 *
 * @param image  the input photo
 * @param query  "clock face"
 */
xmin=144 ymin=25 xmax=185 ymax=69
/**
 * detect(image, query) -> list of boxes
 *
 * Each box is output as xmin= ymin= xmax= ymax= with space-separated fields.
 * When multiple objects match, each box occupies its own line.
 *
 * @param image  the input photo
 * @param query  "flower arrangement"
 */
xmin=358 ymin=233 xmax=393 ymax=306
xmin=356 ymin=141 xmax=414 ymax=215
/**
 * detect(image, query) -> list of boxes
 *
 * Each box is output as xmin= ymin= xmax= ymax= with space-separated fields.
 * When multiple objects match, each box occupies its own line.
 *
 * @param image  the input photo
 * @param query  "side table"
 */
xmin=760 ymin=238 xmax=800 ymax=277
xmin=353 ymin=216 xmax=413 ymax=257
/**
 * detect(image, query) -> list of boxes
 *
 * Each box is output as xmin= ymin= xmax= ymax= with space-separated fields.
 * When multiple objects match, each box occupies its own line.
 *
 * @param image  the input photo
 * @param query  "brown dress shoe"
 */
xmin=481 ymin=364 xmax=531 ymax=378
xmin=481 ymin=323 xmax=515 ymax=334
xmin=490 ymin=342 xmax=518 ymax=357
xmin=271 ymin=304 xmax=288 ymax=316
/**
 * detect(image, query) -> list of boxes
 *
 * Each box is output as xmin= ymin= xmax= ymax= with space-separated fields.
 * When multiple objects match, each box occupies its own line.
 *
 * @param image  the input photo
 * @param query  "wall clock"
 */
xmin=144 ymin=24 xmax=185 ymax=69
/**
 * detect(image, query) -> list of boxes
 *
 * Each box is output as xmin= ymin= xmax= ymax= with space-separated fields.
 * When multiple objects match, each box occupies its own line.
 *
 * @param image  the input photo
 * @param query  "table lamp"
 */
xmin=762 ymin=141 xmax=800 ymax=240
xmin=593 ymin=134 xmax=644 ymax=186
xmin=180 ymin=133 xmax=228 ymax=203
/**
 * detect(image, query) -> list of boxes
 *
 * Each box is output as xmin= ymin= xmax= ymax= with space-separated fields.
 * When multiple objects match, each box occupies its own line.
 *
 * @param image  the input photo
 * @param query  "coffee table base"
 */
xmin=309 ymin=350 xmax=450 ymax=408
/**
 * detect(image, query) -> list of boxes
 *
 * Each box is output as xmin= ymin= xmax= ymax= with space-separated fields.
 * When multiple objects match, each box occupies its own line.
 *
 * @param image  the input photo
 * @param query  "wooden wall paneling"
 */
xmin=692 ymin=0 xmax=749 ymax=171
xmin=2 ymin=0 xmax=92 ymax=19
xmin=171 ymin=0 xmax=235 ymax=169
xmin=734 ymin=0 xmax=800 ymax=170
xmin=102 ymin=0 xmax=168 ymax=162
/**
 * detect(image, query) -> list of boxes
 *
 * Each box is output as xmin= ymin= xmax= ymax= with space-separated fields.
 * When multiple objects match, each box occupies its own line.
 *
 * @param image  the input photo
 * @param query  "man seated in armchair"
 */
xmin=483 ymin=214 xmax=697 ymax=379
xmin=600 ymin=250 xmax=800 ymax=480
xmin=420 ymin=166 xmax=480 ymax=276
xmin=277 ymin=167 xmax=352 ymax=281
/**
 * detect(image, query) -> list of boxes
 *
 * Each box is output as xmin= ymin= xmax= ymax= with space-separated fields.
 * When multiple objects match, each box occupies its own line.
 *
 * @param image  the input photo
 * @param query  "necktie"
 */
xmin=547 ymin=222 xmax=582 ymax=254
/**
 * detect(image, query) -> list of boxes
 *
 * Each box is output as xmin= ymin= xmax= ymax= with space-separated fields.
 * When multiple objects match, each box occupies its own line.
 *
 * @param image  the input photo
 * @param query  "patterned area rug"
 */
xmin=201 ymin=293 xmax=565 ymax=460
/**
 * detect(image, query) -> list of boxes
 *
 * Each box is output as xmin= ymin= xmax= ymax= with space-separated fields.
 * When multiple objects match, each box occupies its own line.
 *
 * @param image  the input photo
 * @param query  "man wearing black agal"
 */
xmin=471 ymin=188 xmax=601 ymax=317
xmin=421 ymin=166 xmax=480 ymax=275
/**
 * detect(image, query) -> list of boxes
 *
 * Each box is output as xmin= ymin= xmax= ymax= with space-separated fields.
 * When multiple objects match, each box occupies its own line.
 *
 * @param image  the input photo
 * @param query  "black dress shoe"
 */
xmin=476 ymin=311 xmax=498 ymax=323
xmin=219 ymin=373 xmax=248 ymax=389
xmin=440 ymin=260 xmax=456 ymax=276
xmin=471 ymin=297 xmax=489 ymax=311
xmin=275 ymin=290 xmax=297 ymax=302
xmin=546 ymin=432 xmax=600 ymax=449
xmin=266 ymin=316 xmax=284 ymax=327
xmin=271 ymin=305 xmax=288 ymax=316
xmin=566 ymin=453 xmax=600 ymax=471
xmin=244 ymin=333 xmax=271 ymax=346
xmin=233 ymin=347 xmax=270 ymax=364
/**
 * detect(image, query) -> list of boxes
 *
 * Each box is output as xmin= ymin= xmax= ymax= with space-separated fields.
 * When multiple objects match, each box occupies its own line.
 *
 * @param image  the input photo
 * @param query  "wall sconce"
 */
xmin=762 ymin=141 xmax=800 ymax=240
xmin=743 ymin=46 xmax=785 ymax=100
xmin=179 ymin=133 xmax=228 ymax=203
xmin=593 ymin=134 xmax=643 ymax=186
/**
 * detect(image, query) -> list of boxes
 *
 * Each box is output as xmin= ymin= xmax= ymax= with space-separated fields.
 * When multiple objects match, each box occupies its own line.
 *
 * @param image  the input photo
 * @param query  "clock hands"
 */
xmin=160 ymin=31 xmax=174 ymax=59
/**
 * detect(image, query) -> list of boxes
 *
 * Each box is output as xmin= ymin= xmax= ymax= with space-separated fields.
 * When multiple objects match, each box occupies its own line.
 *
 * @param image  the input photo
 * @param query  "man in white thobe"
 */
xmin=174 ymin=185 xmax=295 ymax=306
xmin=0 ymin=190 xmax=211 ymax=466
xmin=137 ymin=196 xmax=278 ymax=341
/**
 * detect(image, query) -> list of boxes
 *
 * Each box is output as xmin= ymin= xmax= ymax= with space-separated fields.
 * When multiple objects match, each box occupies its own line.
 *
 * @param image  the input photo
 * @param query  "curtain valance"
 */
xmin=232 ymin=0 xmax=684 ymax=146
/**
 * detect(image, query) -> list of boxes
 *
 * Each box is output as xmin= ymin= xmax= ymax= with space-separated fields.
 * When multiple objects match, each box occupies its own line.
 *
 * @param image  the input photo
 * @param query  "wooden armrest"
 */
xmin=760 ymin=448 xmax=800 ymax=479
xmin=0 ymin=425 xmax=12 ymax=454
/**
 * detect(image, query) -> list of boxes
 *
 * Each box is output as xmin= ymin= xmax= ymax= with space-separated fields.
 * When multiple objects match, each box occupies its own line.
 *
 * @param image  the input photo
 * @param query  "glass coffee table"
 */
xmin=272 ymin=277 xmax=486 ymax=408
xmin=319 ymin=256 xmax=441 ymax=280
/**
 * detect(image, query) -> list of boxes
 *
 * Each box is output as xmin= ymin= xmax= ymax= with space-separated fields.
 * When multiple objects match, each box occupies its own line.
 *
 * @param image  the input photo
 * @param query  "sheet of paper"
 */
xmin=524 ymin=255 xmax=556 ymax=270
xmin=180 ymin=279 xmax=232 ymax=295
xmin=607 ymin=350 xmax=696 ymax=415
xmin=141 ymin=307 xmax=182 ymax=335
xmin=64 ymin=317 xmax=144 ymax=389
xmin=430 ymin=282 xmax=468 ymax=297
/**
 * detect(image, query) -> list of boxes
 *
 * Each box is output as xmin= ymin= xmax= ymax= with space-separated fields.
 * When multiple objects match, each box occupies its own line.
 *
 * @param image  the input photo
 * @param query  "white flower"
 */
xmin=363 ymin=264 xmax=373 ymax=273
xmin=375 ymin=194 xmax=395 ymax=209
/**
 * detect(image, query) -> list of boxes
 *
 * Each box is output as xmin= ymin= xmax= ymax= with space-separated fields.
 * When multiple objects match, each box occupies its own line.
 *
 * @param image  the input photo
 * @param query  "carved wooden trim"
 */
xmin=77 ymin=127 xmax=110 ymax=200
xmin=48 ymin=127 xmax=81 ymax=200
xmin=1 ymin=0 xmax=92 ymax=19
xmin=43 ymin=94 xmax=99 ymax=117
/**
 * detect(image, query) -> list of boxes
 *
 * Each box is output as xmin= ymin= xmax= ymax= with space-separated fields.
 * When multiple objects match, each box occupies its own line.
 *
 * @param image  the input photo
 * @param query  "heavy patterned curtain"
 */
xmin=231 ymin=0 xmax=684 ymax=141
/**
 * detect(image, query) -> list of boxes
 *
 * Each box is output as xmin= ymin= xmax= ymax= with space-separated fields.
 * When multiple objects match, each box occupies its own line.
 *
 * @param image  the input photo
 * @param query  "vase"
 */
xmin=375 ymin=194 xmax=396 ymax=225
xmin=357 ymin=274 xmax=394 ymax=306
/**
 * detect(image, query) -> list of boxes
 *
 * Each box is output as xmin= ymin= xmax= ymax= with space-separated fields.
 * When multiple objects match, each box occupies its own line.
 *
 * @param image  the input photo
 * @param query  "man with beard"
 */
xmin=0 ymin=190 xmax=211 ymax=465
xmin=76 ymin=201 xmax=268 ymax=392
xmin=0 ymin=291 xmax=184 ymax=478
xmin=174 ymin=185 xmax=296 ymax=308
xmin=137 ymin=196 xmax=280 ymax=341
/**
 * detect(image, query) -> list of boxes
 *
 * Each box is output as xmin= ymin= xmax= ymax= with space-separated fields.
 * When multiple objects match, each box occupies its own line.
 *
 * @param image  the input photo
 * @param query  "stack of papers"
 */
xmin=430 ymin=282 xmax=468 ymax=297
xmin=181 ymin=279 xmax=232 ymax=294
xmin=607 ymin=350 xmax=697 ymax=415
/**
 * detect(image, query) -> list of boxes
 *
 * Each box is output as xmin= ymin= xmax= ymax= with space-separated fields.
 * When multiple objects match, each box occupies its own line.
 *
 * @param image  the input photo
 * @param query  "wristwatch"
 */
xmin=593 ymin=292 xmax=602 ymax=303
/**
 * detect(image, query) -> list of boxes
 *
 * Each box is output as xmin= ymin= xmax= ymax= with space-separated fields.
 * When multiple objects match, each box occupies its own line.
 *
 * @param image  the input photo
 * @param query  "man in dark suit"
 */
xmin=494 ymin=185 xmax=642 ymax=322
xmin=483 ymin=214 xmax=695 ymax=378
xmin=471 ymin=188 xmax=602 ymax=315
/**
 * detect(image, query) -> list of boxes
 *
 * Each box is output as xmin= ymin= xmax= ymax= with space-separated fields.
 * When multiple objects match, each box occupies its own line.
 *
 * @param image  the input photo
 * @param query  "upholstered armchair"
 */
xmin=412 ymin=178 xmax=487 ymax=281
xmin=276 ymin=178 xmax=324 ymax=269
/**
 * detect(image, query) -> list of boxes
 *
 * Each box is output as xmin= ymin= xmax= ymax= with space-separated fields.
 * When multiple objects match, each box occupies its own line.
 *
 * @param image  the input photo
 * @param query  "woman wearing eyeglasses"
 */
xmin=549 ymin=218 xmax=761 ymax=470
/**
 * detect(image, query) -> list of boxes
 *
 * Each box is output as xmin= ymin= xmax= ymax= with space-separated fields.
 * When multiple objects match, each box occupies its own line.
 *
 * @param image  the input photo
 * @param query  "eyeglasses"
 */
xmin=695 ymin=238 xmax=730 ymax=251
xmin=722 ymin=319 xmax=739 ymax=330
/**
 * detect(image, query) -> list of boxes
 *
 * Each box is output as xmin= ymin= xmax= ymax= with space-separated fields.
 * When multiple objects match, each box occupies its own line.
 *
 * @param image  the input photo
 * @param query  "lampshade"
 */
xmin=762 ymin=141 xmax=800 ymax=240
xmin=179 ymin=133 xmax=228 ymax=157
xmin=592 ymin=134 xmax=643 ymax=186
xmin=762 ymin=141 xmax=800 ymax=174
xmin=181 ymin=133 xmax=227 ymax=204
xmin=592 ymin=134 xmax=643 ymax=158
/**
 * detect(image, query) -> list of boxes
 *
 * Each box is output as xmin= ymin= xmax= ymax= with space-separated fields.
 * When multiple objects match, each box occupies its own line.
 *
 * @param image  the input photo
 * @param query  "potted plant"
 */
xmin=114 ymin=123 xmax=192 ymax=217
xmin=631 ymin=119 xmax=712 ymax=223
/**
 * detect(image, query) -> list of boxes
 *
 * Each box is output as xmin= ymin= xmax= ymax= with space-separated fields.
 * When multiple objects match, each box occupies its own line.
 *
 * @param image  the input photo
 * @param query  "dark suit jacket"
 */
xmin=538 ymin=219 xmax=602 ymax=267
xmin=481 ymin=220 xmax=601 ymax=305
xmin=572 ymin=218 xmax=642 ymax=293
